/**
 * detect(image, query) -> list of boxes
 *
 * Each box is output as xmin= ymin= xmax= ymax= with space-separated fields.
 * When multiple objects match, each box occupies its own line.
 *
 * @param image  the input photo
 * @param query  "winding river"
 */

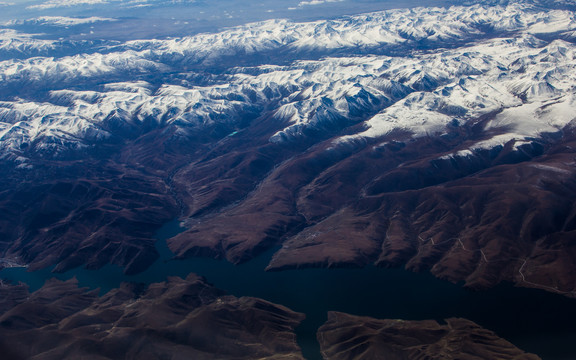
xmin=1 ymin=219 xmax=575 ymax=359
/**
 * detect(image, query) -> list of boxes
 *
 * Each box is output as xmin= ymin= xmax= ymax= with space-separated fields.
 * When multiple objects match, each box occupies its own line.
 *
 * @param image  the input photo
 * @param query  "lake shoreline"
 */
xmin=1 ymin=219 xmax=575 ymax=359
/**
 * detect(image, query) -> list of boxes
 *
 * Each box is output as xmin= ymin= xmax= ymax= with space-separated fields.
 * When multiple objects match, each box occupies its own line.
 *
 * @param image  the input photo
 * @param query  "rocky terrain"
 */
xmin=0 ymin=275 xmax=305 ymax=360
xmin=0 ymin=280 xmax=543 ymax=360
xmin=1 ymin=0 xmax=576 ymax=295
xmin=1 ymin=1 xmax=576 ymax=359
xmin=0 ymin=277 xmax=546 ymax=360
xmin=318 ymin=312 xmax=541 ymax=360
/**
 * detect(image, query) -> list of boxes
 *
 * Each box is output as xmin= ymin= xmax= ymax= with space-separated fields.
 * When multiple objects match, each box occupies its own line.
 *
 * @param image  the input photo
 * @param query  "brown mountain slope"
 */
xmin=317 ymin=312 xmax=541 ymax=360
xmin=169 ymin=123 xmax=576 ymax=296
xmin=0 ymin=275 xmax=305 ymax=360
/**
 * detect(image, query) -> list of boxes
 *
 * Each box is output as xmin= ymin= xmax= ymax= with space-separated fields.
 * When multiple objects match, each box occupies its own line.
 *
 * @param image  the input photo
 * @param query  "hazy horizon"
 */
xmin=1 ymin=0 xmax=456 ymax=39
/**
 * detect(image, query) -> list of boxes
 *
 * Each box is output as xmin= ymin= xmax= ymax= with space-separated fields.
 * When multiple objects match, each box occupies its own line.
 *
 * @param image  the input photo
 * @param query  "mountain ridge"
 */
xmin=0 ymin=1 xmax=576 ymax=297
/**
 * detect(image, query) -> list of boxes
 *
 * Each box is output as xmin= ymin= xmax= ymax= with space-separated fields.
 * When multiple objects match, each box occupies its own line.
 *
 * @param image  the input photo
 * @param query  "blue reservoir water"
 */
xmin=2 ymin=219 xmax=576 ymax=359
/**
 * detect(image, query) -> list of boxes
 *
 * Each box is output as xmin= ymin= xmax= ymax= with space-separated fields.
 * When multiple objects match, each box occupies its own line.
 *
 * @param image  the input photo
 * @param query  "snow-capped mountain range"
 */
xmin=1 ymin=0 xmax=576 ymax=303
xmin=1 ymin=2 xmax=576 ymax=167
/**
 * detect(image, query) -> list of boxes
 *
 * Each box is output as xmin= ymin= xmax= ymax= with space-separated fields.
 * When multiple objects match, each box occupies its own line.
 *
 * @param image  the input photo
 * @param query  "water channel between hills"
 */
xmin=2 ymin=219 xmax=576 ymax=360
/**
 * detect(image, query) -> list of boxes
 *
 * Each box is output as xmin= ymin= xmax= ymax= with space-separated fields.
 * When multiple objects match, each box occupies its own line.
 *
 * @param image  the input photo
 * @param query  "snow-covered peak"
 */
xmin=4 ymin=16 xmax=117 ymax=27
xmin=123 ymin=3 xmax=573 ymax=58
xmin=0 ymin=29 xmax=58 ymax=54
xmin=2 ymin=2 xmax=576 ymax=165
xmin=27 ymin=0 xmax=109 ymax=10
xmin=341 ymin=35 xmax=576 ymax=153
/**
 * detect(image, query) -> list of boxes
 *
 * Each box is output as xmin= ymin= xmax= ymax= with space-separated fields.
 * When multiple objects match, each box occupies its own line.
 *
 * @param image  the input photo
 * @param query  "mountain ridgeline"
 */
xmin=1 ymin=1 xmax=576 ymax=297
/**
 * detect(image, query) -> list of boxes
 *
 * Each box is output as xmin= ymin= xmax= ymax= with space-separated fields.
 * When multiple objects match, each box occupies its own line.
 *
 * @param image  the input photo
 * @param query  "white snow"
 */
xmin=5 ymin=16 xmax=117 ymax=27
xmin=27 ymin=0 xmax=109 ymax=10
xmin=2 ymin=1 xmax=576 ymax=161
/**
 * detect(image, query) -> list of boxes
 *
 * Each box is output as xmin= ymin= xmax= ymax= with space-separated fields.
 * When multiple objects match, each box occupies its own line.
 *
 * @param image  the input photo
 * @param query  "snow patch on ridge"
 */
xmin=2 ymin=2 xmax=576 ymax=161
xmin=4 ymin=16 xmax=117 ymax=27
xmin=340 ymin=35 xmax=576 ymax=153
